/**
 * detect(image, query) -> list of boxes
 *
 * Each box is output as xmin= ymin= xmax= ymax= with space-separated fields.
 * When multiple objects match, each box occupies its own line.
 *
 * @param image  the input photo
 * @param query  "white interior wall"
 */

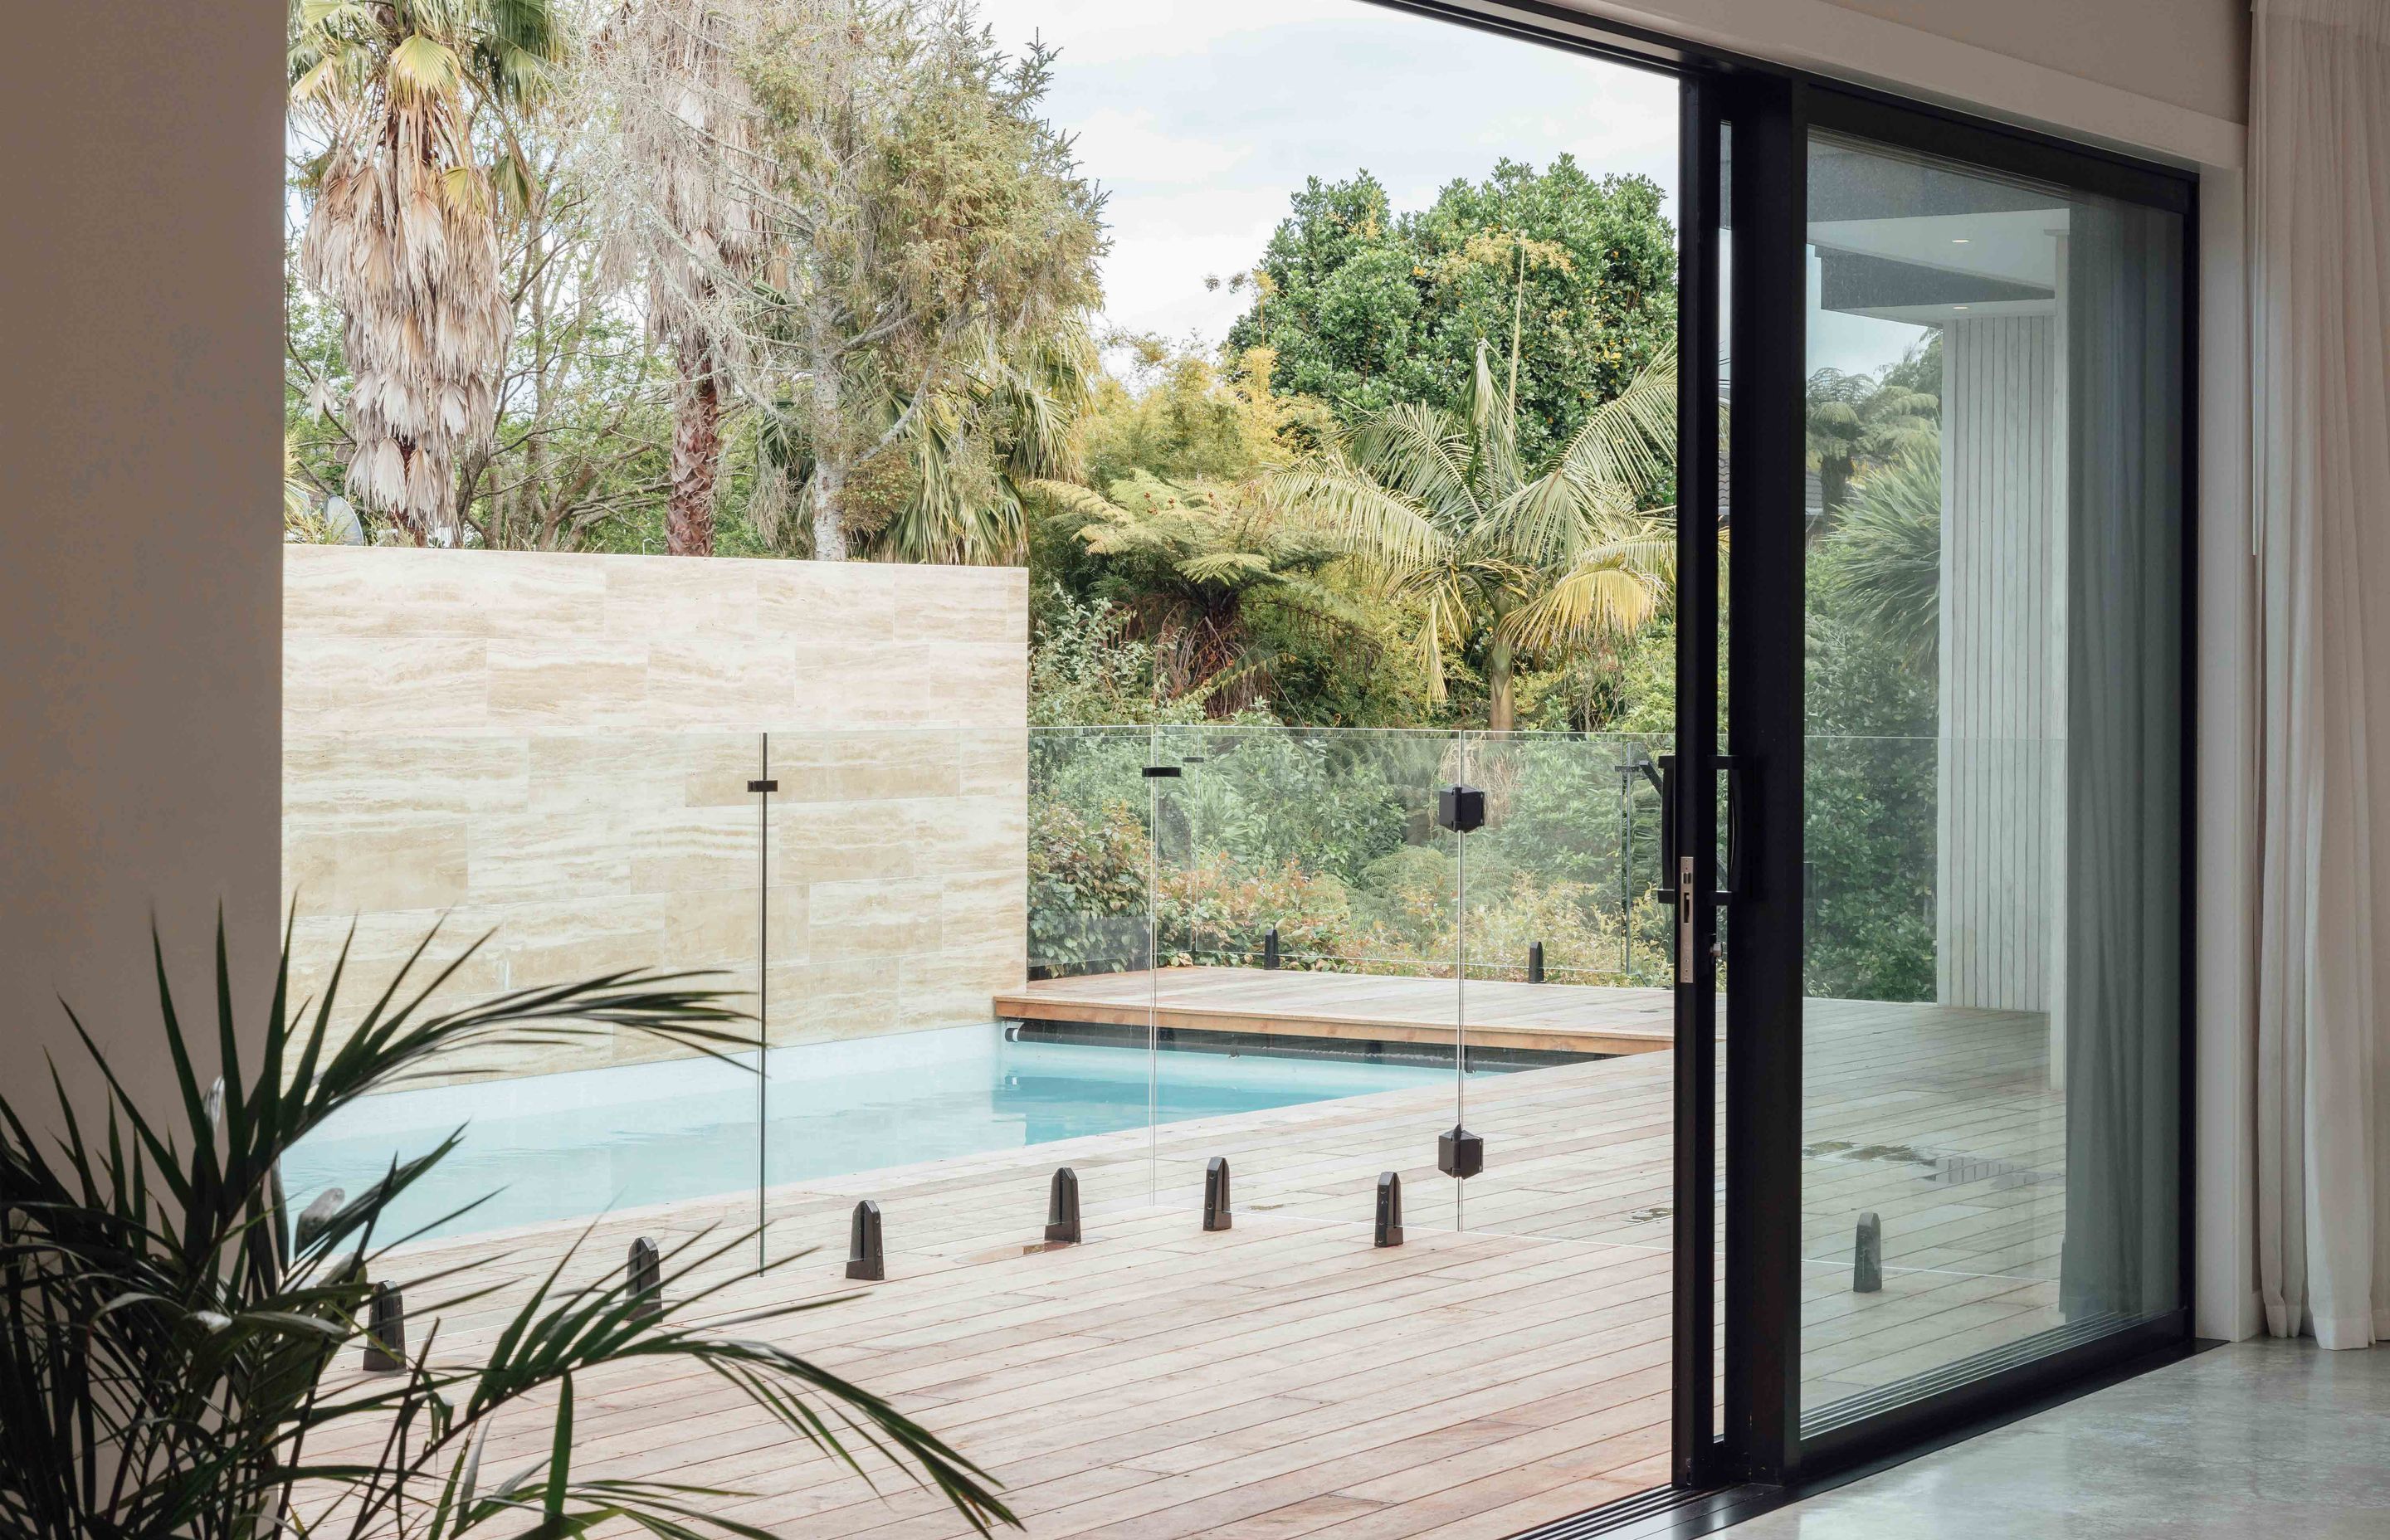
xmin=0 ymin=7 xmax=285 ymax=1121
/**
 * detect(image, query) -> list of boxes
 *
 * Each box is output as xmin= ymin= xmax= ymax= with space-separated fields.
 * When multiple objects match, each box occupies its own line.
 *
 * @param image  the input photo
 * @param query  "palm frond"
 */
xmin=1823 ymin=445 xmax=1942 ymax=664
xmin=1349 ymin=403 xmax=1479 ymax=528
xmin=0 ymin=908 xmax=1019 ymax=1539
xmin=1268 ymin=456 xmax=1449 ymax=578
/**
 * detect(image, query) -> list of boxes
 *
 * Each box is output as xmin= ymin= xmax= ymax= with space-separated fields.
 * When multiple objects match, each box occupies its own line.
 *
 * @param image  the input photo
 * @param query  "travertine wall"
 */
xmin=283 ymin=546 xmax=1027 ymax=1082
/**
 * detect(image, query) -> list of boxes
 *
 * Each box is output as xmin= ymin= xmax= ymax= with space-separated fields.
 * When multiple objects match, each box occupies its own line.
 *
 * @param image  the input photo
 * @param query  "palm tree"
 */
xmin=290 ymin=0 xmax=561 ymax=544
xmin=1804 ymin=361 xmax=1938 ymax=533
xmin=588 ymin=0 xmax=771 ymax=556
xmin=876 ymin=318 xmax=1099 ymax=564
xmin=0 ymin=913 xmax=1016 ymax=1538
xmin=1274 ymin=339 xmax=1676 ymax=730
xmin=1821 ymin=441 xmax=1942 ymax=665
xmin=1032 ymin=468 xmax=1371 ymax=714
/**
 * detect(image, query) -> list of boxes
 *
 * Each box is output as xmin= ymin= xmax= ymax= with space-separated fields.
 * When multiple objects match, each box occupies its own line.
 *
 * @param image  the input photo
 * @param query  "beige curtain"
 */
xmin=2252 ymin=0 xmax=2390 ymax=1348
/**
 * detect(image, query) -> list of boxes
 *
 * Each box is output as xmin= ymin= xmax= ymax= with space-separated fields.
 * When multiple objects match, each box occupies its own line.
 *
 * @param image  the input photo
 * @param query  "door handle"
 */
xmin=1656 ymin=754 xmax=1677 ymax=880
xmin=1717 ymin=754 xmax=1752 ymax=902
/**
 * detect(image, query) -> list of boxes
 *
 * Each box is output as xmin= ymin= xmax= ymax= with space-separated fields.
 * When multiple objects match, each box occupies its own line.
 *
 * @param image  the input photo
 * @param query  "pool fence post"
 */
xmin=295 ymin=1187 xmax=344 ymax=1252
xmin=1202 ymin=1157 xmax=1232 ymax=1231
xmin=1374 ymin=1172 xmax=1404 ymax=1247
xmin=361 ymin=1281 xmax=407 ymax=1372
xmin=1854 ymin=1211 xmax=1883 ymax=1293
xmin=1046 ymin=1167 xmax=1081 ymax=1245
xmin=846 ymin=1200 xmax=885 ymax=1281
xmin=1528 ymin=941 xmax=1545 ymax=983
xmin=628 ymin=1236 xmax=663 ymax=1321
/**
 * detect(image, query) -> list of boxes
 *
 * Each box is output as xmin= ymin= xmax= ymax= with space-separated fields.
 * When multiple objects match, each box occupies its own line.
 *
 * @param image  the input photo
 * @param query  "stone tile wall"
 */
xmin=283 ymin=546 xmax=1027 ymax=1084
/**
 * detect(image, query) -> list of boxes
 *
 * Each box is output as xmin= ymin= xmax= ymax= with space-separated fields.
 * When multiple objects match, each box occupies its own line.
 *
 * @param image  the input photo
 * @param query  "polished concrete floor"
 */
xmin=1731 ymin=1340 xmax=2390 ymax=1538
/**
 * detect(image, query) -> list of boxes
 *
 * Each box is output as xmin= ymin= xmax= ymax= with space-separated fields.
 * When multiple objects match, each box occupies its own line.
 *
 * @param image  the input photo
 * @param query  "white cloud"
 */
xmin=1068 ymin=108 xmax=1256 ymax=187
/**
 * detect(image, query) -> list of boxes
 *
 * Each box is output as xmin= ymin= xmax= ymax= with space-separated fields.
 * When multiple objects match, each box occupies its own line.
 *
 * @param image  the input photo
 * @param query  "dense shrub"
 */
xmin=1027 ymin=796 xmax=1149 ymax=974
xmin=1156 ymin=854 xmax=1357 ymax=967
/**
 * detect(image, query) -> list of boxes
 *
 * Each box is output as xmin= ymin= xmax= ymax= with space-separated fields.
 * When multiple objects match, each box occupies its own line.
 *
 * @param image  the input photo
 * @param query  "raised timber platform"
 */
xmin=994 ymin=966 xmax=1675 ymax=1057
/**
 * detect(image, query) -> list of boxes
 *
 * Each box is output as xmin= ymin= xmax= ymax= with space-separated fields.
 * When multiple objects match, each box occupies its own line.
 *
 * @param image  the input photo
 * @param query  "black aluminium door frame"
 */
xmin=1667 ymin=71 xmax=1724 ymax=1495
xmin=1378 ymin=0 xmax=2202 ymax=1506
xmin=1703 ymin=73 xmax=2202 ymax=1487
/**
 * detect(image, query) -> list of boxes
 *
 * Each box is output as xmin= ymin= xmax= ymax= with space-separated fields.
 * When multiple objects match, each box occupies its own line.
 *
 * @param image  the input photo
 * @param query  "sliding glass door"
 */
xmin=1678 ymin=76 xmax=2194 ymax=1486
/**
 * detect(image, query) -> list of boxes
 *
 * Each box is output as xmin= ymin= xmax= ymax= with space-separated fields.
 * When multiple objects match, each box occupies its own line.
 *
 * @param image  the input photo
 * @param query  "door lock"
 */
xmin=1676 ymin=855 xmax=1695 ymax=982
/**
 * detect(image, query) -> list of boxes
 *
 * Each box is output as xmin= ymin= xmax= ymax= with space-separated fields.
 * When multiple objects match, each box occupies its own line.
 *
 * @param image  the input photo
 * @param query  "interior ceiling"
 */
xmin=1813 ymin=208 xmax=2071 ymax=324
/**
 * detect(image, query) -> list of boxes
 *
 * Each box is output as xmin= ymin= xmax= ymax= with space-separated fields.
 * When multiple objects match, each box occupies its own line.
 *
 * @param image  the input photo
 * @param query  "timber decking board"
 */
xmin=994 ymin=967 xmax=1676 ymax=1056
xmin=305 ymin=994 xmax=2080 ymax=1540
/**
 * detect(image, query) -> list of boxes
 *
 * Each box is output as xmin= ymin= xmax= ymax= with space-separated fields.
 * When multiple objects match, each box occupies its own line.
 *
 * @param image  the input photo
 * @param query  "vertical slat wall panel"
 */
xmin=1936 ymin=313 xmax=2061 ymax=1015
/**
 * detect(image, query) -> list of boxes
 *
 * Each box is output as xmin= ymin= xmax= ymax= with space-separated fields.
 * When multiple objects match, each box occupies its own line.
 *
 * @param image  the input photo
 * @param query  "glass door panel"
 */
xmin=1792 ymin=129 xmax=2185 ymax=1433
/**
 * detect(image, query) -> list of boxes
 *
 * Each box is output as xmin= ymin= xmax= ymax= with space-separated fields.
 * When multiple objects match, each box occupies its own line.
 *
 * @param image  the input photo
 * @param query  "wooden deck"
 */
xmin=310 ymin=995 xmax=2066 ymax=1540
xmin=994 ymin=967 xmax=1675 ymax=1057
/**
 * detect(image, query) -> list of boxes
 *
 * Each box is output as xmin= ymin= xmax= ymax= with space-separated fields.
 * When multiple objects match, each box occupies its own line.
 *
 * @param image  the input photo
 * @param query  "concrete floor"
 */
xmin=1731 ymin=1340 xmax=2390 ymax=1538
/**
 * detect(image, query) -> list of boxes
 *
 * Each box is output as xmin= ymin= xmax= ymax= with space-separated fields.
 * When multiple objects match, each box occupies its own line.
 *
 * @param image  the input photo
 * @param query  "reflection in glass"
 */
xmin=1797 ymin=134 xmax=2183 ymax=1430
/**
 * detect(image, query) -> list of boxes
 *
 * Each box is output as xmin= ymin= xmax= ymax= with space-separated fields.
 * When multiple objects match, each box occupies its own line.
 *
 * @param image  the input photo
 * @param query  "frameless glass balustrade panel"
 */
xmin=1139 ymin=726 xmax=1458 ymax=1229
xmin=280 ymin=729 xmax=763 ymax=1270
xmin=758 ymin=726 xmax=1070 ymax=1267
xmin=1797 ymin=132 xmax=2184 ymax=1431
xmin=1441 ymin=730 xmax=1676 ymax=1469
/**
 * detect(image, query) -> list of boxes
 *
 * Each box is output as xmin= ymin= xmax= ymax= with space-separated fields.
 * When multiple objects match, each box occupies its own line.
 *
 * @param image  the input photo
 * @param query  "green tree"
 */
xmin=1822 ymin=443 xmax=1942 ymax=665
xmin=1036 ymin=471 xmax=1371 ymax=715
xmin=1803 ymin=336 xmax=1939 ymax=529
xmin=736 ymin=2 xmax=1105 ymax=561
xmin=1274 ymin=339 xmax=1676 ymax=730
xmin=1227 ymin=157 xmax=1675 ymax=465
xmin=589 ymin=0 xmax=773 ymax=555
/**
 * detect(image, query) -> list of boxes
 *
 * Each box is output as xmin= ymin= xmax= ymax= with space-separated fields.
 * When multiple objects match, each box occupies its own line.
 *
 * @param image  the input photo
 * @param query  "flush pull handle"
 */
xmin=1717 ymin=754 xmax=1752 ymax=902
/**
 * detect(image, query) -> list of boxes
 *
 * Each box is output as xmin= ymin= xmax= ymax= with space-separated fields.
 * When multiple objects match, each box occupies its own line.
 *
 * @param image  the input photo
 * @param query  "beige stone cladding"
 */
xmin=283 ymin=545 xmax=1027 ymax=1084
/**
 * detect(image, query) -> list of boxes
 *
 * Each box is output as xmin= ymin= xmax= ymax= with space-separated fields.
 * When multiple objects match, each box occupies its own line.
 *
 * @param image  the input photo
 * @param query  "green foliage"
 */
xmin=1080 ymin=343 xmax=1333 ymax=490
xmin=1027 ymin=795 xmax=1150 ymax=973
xmin=1036 ymin=470 xmax=1375 ymax=714
xmin=0 ymin=912 xmax=1013 ymax=1539
xmin=1157 ymin=855 xmax=1358 ymax=968
xmin=1164 ymin=733 xmax=1413 ymax=887
xmin=1271 ymin=339 xmax=1675 ymax=729
xmin=1804 ymin=440 xmax=1943 ymax=1003
xmin=1822 ymin=444 xmax=1942 ymax=667
xmin=1805 ymin=335 xmax=1940 ymax=528
xmin=1027 ymin=729 xmax=1675 ymax=986
xmin=1027 ymin=588 xmax=1212 ymax=728
xmin=1342 ymin=855 xmax=1669 ymax=986
xmin=1227 ymin=158 xmax=1675 ymax=466
xmin=740 ymin=9 xmax=1107 ymax=561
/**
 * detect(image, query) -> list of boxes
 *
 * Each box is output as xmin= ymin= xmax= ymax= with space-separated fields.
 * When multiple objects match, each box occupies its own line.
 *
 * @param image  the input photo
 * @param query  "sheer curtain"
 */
xmin=2252 ymin=0 xmax=2390 ymax=1349
xmin=2061 ymin=197 xmax=2184 ymax=1324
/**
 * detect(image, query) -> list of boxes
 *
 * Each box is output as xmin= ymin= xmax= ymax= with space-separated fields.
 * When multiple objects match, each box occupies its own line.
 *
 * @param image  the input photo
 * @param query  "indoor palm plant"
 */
xmin=0 ymin=913 xmax=1015 ymax=1538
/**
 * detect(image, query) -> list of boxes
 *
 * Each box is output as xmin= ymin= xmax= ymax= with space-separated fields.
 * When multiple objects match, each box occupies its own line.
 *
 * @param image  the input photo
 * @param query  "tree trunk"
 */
xmin=1486 ymin=635 xmax=1517 ymax=733
xmin=808 ymin=340 xmax=847 ymax=560
xmin=667 ymin=347 xmax=721 ymax=557
xmin=810 ymin=455 xmax=848 ymax=562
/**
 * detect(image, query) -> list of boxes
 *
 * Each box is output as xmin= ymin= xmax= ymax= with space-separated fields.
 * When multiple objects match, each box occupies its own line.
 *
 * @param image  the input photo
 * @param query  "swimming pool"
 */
xmin=282 ymin=1022 xmax=1453 ymax=1242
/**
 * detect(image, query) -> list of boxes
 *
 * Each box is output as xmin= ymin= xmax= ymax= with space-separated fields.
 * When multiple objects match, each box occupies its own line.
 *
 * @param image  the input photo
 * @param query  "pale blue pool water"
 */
xmin=283 ymin=1022 xmax=1451 ymax=1242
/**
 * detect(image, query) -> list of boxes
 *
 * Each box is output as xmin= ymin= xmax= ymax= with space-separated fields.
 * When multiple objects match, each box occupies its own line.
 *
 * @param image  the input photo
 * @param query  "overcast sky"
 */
xmin=970 ymin=0 xmax=1680 ymax=349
